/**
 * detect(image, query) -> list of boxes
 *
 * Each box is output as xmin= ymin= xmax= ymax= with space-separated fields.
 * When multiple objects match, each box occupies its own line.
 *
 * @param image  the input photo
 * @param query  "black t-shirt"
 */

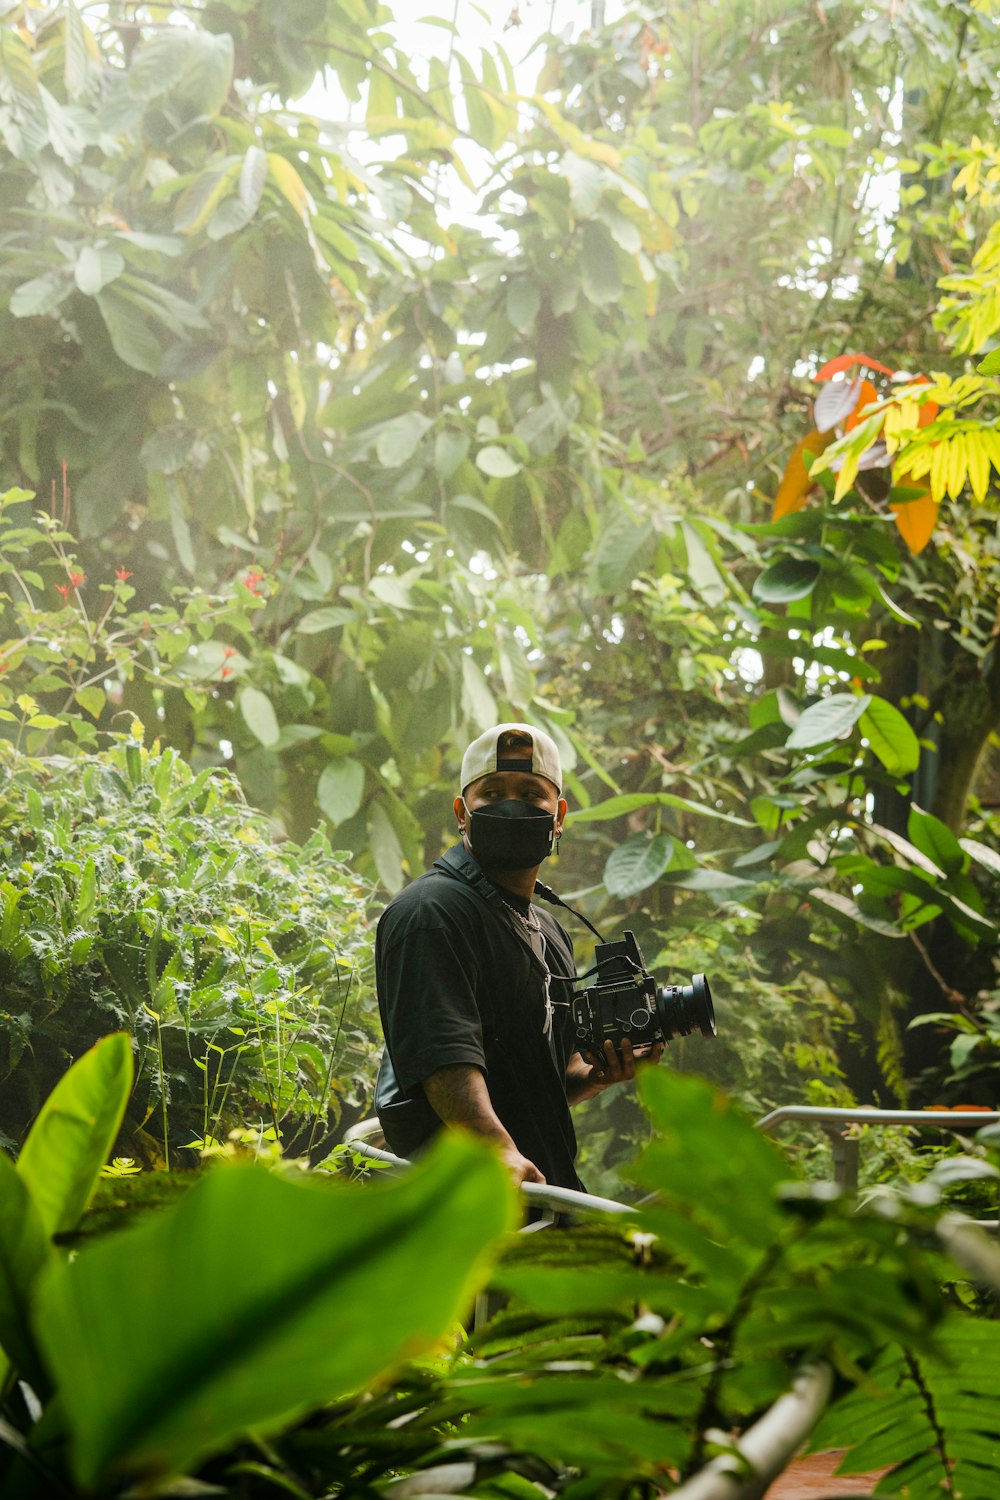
xmin=374 ymin=845 xmax=583 ymax=1190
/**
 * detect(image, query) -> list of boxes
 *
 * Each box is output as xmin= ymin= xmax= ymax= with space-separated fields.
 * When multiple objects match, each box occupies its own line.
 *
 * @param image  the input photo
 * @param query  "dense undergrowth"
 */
xmin=0 ymin=737 xmax=378 ymax=1161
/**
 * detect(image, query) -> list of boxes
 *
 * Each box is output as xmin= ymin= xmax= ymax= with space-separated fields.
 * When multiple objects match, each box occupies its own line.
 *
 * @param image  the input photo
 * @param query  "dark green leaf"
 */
xmin=907 ymin=805 xmax=965 ymax=878
xmin=752 ymin=558 xmax=822 ymax=603
xmin=0 ymin=1153 xmax=53 ymax=1390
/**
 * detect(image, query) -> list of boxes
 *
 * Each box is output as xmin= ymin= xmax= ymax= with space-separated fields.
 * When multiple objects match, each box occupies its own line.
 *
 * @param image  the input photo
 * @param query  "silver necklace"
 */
xmin=500 ymin=897 xmax=555 ymax=1045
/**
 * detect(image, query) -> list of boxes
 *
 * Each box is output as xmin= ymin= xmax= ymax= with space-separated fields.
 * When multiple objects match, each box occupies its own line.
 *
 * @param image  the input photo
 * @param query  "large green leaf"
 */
xmin=16 ymin=1032 xmax=133 ymax=1239
xmin=603 ymin=832 xmax=674 ymax=897
xmin=0 ymin=1153 xmax=53 ymax=1392
xmin=580 ymin=221 xmax=622 ymax=305
xmin=75 ymin=244 xmax=124 ymax=296
xmin=367 ymin=797 xmax=406 ymax=893
xmin=96 ymin=288 xmax=163 ymax=374
xmin=567 ymin=791 xmax=752 ymax=828
xmin=476 ymin=444 xmax=521 ymax=478
xmin=589 ymin=515 xmax=654 ymax=593
xmin=786 ymin=693 xmax=870 ymax=750
xmin=316 ymin=758 xmax=365 ymax=827
xmin=634 ymin=1070 xmax=790 ymax=1252
xmin=961 ymin=837 xmax=1000 ymax=880
xmin=36 ymin=1135 xmax=513 ymax=1486
xmin=10 ymin=271 xmax=71 ymax=318
xmin=239 ymin=686 xmax=280 ymax=748
xmin=807 ymin=886 xmax=906 ymax=938
xmin=907 ymin=806 xmax=964 ymax=878
xmin=858 ymin=695 xmax=920 ymax=776
xmin=375 ymin=412 xmax=432 ymax=468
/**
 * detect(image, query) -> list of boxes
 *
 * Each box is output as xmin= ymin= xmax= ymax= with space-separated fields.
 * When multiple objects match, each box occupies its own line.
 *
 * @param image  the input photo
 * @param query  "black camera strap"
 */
xmin=533 ymin=879 xmax=606 ymax=945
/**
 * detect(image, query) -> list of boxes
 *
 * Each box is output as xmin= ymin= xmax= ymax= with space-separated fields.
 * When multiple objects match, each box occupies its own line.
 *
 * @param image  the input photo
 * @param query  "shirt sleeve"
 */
xmin=376 ymin=914 xmax=488 ymax=1093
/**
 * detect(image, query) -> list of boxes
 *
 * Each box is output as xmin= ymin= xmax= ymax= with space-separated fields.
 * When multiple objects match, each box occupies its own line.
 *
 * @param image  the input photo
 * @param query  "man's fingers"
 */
xmin=618 ymin=1036 xmax=637 ymax=1079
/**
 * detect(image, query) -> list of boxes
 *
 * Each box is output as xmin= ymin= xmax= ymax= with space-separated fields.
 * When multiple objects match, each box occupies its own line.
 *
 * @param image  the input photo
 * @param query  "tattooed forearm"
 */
xmin=423 ymin=1064 xmax=513 ymax=1144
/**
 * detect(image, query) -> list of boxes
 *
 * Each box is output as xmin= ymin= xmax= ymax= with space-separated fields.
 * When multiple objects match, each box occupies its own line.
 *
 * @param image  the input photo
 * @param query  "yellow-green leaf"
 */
xmin=929 ymin=439 xmax=949 ymax=502
xmin=946 ymin=433 xmax=967 ymax=499
xmin=267 ymin=153 xmax=314 ymax=225
xmin=966 ymin=430 xmax=991 ymax=501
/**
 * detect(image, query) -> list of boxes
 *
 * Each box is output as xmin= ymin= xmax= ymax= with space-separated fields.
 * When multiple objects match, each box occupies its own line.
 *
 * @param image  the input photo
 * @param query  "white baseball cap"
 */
xmin=460 ymin=723 xmax=563 ymax=794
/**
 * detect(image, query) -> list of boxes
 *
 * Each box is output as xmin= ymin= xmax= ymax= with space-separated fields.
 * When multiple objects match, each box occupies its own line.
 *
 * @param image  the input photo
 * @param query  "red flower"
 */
xmin=115 ymin=566 xmax=133 ymax=582
xmin=68 ymin=570 xmax=85 ymax=587
xmin=56 ymin=583 xmax=71 ymax=598
xmin=220 ymin=665 xmax=234 ymax=680
xmin=242 ymin=568 xmax=265 ymax=596
xmin=222 ymin=645 xmax=237 ymax=659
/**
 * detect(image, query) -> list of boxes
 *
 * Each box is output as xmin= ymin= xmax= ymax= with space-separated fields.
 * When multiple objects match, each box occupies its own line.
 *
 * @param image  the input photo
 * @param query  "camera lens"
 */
xmin=655 ymin=974 xmax=716 ymax=1040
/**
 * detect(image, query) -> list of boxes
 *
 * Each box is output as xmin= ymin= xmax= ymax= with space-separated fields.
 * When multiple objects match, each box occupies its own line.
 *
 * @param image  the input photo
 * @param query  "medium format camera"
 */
xmin=570 ymin=930 xmax=716 ymax=1058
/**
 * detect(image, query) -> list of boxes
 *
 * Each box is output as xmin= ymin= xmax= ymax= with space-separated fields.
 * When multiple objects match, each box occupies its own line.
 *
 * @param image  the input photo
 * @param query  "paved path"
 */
xmin=765 ymin=1450 xmax=885 ymax=1497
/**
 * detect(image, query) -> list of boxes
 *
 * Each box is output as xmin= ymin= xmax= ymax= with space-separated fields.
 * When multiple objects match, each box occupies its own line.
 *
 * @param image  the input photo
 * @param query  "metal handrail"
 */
xmin=757 ymin=1105 xmax=1000 ymax=1132
xmin=756 ymin=1105 xmax=1000 ymax=1194
xmin=670 ymin=1363 xmax=835 ymax=1500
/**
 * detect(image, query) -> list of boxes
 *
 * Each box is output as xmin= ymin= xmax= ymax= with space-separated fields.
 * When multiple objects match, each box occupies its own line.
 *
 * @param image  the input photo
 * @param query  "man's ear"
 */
xmin=555 ymin=797 xmax=568 ymax=834
xmin=454 ymin=795 xmax=466 ymax=831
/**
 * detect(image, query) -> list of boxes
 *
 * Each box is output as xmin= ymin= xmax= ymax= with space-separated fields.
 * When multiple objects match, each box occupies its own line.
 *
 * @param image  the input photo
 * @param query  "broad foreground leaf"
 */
xmin=36 ymin=1133 xmax=513 ymax=1486
xmin=16 ymin=1032 xmax=133 ymax=1238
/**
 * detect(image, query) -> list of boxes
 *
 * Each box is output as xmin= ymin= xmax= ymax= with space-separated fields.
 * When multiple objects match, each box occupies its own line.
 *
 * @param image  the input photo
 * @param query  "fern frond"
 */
xmin=812 ymin=1314 xmax=1000 ymax=1499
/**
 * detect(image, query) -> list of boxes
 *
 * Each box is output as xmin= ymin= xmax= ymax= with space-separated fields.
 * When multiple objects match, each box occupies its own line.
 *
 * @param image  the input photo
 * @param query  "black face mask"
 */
xmin=463 ymin=799 xmax=557 ymax=870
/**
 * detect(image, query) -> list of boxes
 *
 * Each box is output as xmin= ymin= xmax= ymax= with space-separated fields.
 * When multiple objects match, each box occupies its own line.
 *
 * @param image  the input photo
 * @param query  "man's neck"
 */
xmin=463 ymin=842 xmax=538 ymax=901
xmin=489 ymin=866 xmax=538 ymax=901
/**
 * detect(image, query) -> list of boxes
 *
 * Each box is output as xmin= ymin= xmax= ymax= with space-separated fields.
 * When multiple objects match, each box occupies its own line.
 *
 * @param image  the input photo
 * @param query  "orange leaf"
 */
xmin=890 ymin=489 xmax=938 ymax=554
xmin=844 ymin=379 xmax=879 ymax=430
xmin=772 ymin=429 xmax=831 ymax=520
xmin=816 ymin=352 xmax=897 ymax=381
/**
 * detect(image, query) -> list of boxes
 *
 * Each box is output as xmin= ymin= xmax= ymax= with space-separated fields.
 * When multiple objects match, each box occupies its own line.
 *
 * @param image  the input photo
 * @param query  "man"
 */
xmin=374 ymin=722 xmax=663 ymax=1188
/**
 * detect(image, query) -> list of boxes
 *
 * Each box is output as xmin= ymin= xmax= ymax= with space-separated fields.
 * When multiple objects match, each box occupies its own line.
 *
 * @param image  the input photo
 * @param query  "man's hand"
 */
xmin=500 ymin=1146 xmax=546 ymax=1185
xmin=567 ymin=1036 xmax=665 ymax=1104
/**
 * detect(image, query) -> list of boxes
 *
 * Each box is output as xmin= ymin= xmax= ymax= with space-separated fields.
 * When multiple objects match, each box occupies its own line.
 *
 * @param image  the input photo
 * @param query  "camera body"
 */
xmin=570 ymin=930 xmax=716 ymax=1057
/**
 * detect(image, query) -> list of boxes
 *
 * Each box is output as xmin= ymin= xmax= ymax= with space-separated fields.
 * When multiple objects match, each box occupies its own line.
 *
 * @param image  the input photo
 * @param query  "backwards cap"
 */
xmin=460 ymin=722 xmax=562 ymax=795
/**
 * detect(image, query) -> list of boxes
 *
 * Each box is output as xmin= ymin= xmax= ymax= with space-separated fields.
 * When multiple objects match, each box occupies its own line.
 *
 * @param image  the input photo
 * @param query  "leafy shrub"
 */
xmin=0 ymin=734 xmax=379 ymax=1159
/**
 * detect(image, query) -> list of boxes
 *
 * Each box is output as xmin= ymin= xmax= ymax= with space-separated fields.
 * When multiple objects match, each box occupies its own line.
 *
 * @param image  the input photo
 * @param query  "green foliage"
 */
xmin=4 ymin=1041 xmax=1000 ymax=1500
xmin=0 ymin=736 xmax=377 ymax=1159
xmin=191 ymin=1071 xmax=1000 ymax=1500
xmin=0 ymin=486 xmax=266 ymax=753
